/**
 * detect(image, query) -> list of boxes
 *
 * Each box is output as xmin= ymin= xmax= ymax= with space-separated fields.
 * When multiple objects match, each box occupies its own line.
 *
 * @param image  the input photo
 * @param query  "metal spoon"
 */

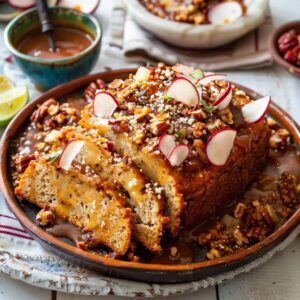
xmin=36 ymin=0 xmax=57 ymax=52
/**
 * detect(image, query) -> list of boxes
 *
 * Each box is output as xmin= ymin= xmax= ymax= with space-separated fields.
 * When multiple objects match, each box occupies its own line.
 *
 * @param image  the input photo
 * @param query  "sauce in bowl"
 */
xmin=17 ymin=27 xmax=93 ymax=59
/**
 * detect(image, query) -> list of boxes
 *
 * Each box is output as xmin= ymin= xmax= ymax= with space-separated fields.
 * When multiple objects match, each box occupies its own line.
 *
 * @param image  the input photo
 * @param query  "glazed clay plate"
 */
xmin=0 ymin=69 xmax=300 ymax=283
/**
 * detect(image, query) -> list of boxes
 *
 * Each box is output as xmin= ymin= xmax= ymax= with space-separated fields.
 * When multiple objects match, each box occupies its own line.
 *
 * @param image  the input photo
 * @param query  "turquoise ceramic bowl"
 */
xmin=4 ymin=7 xmax=102 ymax=90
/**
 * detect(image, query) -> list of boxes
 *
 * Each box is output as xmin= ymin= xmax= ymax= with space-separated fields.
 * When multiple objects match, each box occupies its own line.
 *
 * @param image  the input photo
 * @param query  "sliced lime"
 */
xmin=0 ymin=75 xmax=13 ymax=94
xmin=0 ymin=86 xmax=28 ymax=126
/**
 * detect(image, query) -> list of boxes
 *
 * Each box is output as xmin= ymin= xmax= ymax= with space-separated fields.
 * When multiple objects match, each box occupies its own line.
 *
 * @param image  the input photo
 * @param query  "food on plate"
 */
xmin=277 ymin=29 xmax=300 ymax=67
xmin=140 ymin=0 xmax=246 ymax=25
xmin=79 ymin=63 xmax=271 ymax=234
xmin=12 ymin=64 xmax=300 ymax=263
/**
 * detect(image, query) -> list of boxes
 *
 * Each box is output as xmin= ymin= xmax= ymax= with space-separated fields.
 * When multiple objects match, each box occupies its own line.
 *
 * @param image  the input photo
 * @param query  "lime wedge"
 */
xmin=0 ymin=85 xmax=28 ymax=126
xmin=0 ymin=75 xmax=13 ymax=94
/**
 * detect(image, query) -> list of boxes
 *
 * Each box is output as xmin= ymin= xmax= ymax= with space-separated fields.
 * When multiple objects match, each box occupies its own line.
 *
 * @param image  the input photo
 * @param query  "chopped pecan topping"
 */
xmin=269 ymin=128 xmax=291 ymax=150
xmin=132 ymin=130 xmax=146 ymax=144
xmin=234 ymin=203 xmax=247 ymax=219
xmin=193 ymin=139 xmax=207 ymax=163
xmin=219 ymin=108 xmax=234 ymax=124
xmin=192 ymin=122 xmax=205 ymax=138
xmin=84 ymin=79 xmax=107 ymax=101
xmin=31 ymin=98 xmax=58 ymax=123
xmin=134 ymin=107 xmax=151 ymax=121
xmin=150 ymin=121 xmax=170 ymax=136
xmin=13 ymin=154 xmax=35 ymax=173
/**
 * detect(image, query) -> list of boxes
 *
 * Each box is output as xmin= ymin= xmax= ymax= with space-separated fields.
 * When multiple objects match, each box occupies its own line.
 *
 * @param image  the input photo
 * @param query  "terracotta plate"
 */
xmin=0 ymin=69 xmax=300 ymax=283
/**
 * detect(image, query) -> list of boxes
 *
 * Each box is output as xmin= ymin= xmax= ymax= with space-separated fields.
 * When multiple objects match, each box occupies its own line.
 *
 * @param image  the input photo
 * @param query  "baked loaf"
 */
xmin=15 ymin=159 xmax=132 ymax=255
xmin=15 ymin=63 xmax=272 ymax=256
xmin=80 ymin=64 xmax=271 ymax=234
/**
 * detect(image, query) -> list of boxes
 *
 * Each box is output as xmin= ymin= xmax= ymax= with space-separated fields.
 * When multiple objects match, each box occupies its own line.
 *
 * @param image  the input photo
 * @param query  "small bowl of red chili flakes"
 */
xmin=269 ymin=21 xmax=300 ymax=78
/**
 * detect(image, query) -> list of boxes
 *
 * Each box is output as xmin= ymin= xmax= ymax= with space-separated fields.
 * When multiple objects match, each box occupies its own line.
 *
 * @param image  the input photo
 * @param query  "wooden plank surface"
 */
xmin=56 ymin=286 xmax=217 ymax=300
xmin=219 ymin=237 xmax=300 ymax=300
xmin=0 ymin=273 xmax=51 ymax=300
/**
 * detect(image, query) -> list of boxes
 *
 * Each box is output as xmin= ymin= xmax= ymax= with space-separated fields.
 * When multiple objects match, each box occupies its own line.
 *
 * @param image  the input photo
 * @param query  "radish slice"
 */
xmin=213 ymin=82 xmax=232 ymax=110
xmin=59 ymin=140 xmax=85 ymax=171
xmin=158 ymin=134 xmax=176 ymax=159
xmin=93 ymin=92 xmax=119 ymax=118
xmin=135 ymin=67 xmax=151 ymax=82
xmin=208 ymin=2 xmax=243 ymax=25
xmin=197 ymin=74 xmax=227 ymax=86
xmin=167 ymin=77 xmax=199 ymax=107
xmin=173 ymin=64 xmax=203 ymax=83
xmin=58 ymin=0 xmax=100 ymax=14
xmin=172 ymin=64 xmax=194 ymax=76
xmin=168 ymin=144 xmax=189 ymax=167
xmin=8 ymin=0 xmax=35 ymax=9
xmin=206 ymin=129 xmax=237 ymax=166
xmin=241 ymin=96 xmax=271 ymax=124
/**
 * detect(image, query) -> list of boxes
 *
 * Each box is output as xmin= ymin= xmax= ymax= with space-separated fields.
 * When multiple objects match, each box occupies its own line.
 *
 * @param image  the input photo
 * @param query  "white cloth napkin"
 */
xmin=107 ymin=0 xmax=273 ymax=71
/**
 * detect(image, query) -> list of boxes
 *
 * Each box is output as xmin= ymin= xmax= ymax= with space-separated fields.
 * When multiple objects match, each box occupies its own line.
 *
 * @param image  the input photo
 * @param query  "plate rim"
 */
xmin=0 ymin=68 xmax=300 ymax=281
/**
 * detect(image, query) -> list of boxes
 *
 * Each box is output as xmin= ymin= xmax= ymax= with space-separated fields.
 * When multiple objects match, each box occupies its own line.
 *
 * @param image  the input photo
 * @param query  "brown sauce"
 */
xmin=17 ymin=27 xmax=93 ymax=59
xmin=47 ymin=219 xmax=82 ymax=245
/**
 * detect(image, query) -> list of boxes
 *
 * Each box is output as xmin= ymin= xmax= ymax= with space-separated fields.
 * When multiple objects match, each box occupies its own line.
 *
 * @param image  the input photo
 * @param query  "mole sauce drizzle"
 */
xmin=17 ymin=27 xmax=93 ymax=59
xmin=12 ymin=99 xmax=300 ymax=264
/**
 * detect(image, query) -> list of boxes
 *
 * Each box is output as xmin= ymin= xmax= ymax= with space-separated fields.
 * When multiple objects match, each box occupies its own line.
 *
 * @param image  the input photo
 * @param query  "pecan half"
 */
xmin=150 ymin=121 xmax=170 ymax=136
xmin=31 ymin=98 xmax=58 ymax=123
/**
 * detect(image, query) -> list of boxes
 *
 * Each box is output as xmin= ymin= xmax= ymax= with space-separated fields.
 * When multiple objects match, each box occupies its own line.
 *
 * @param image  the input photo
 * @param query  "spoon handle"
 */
xmin=36 ymin=0 xmax=54 ymax=32
xmin=36 ymin=0 xmax=57 ymax=51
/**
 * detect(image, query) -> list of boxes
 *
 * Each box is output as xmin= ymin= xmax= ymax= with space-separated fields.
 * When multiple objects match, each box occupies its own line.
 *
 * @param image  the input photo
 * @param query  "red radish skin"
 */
xmin=197 ymin=74 xmax=226 ymax=86
xmin=93 ymin=92 xmax=119 ymax=118
xmin=213 ymin=81 xmax=232 ymax=110
xmin=59 ymin=140 xmax=85 ymax=171
xmin=167 ymin=77 xmax=200 ymax=107
xmin=241 ymin=96 xmax=271 ymax=124
xmin=208 ymin=2 xmax=243 ymax=25
xmin=58 ymin=0 xmax=100 ymax=14
xmin=168 ymin=144 xmax=189 ymax=167
xmin=206 ymin=129 xmax=237 ymax=166
xmin=8 ymin=0 xmax=35 ymax=9
xmin=158 ymin=134 xmax=176 ymax=159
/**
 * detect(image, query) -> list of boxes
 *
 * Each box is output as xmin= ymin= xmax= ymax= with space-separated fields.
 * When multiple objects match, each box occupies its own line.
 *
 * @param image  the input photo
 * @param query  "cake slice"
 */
xmin=15 ymin=159 xmax=132 ymax=256
xmin=80 ymin=64 xmax=271 ymax=234
xmin=46 ymin=126 xmax=168 ymax=252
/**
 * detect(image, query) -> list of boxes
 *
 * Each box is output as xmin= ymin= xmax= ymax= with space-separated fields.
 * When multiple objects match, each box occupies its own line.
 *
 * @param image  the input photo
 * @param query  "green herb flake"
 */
xmin=200 ymin=99 xmax=217 ymax=113
xmin=191 ymin=70 xmax=203 ymax=80
xmin=160 ymin=107 xmax=170 ymax=114
xmin=176 ymin=131 xmax=184 ymax=143
xmin=50 ymin=152 xmax=61 ymax=162
xmin=162 ymin=95 xmax=173 ymax=101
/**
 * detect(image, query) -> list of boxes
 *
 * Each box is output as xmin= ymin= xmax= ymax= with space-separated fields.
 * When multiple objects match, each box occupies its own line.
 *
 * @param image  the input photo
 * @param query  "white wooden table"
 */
xmin=0 ymin=0 xmax=300 ymax=299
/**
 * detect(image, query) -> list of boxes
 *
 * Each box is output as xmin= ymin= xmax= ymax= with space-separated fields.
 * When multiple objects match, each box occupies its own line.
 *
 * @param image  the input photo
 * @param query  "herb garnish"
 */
xmin=162 ymin=95 xmax=173 ymax=101
xmin=200 ymin=99 xmax=217 ymax=113
xmin=160 ymin=107 xmax=170 ymax=114
xmin=190 ymin=70 xmax=203 ymax=80
xmin=50 ymin=152 xmax=61 ymax=162
xmin=176 ymin=131 xmax=184 ymax=143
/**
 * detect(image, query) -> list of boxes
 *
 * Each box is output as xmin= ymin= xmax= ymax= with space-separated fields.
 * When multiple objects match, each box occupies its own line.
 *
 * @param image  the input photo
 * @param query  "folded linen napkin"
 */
xmin=107 ymin=0 xmax=273 ymax=71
